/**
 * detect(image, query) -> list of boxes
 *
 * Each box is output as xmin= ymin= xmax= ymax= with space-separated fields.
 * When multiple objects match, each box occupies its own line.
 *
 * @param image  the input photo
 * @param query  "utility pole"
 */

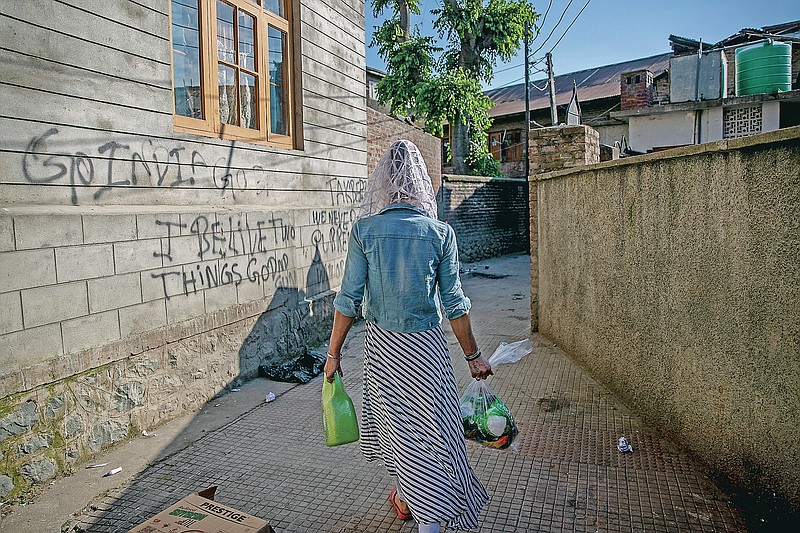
xmin=546 ymin=52 xmax=557 ymax=126
xmin=524 ymin=22 xmax=530 ymax=179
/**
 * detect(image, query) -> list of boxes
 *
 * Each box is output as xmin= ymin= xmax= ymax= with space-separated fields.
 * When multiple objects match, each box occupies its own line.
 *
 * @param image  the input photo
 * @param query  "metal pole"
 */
xmin=547 ymin=52 xmax=557 ymax=126
xmin=524 ymin=22 xmax=531 ymax=179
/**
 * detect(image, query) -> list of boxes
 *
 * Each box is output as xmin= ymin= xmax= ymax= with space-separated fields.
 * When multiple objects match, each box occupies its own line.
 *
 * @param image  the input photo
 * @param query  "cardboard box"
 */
xmin=128 ymin=486 xmax=274 ymax=533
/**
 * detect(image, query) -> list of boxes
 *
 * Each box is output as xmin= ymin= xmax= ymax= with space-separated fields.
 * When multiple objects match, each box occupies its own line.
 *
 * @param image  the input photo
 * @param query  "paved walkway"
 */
xmin=1 ymin=253 xmax=746 ymax=532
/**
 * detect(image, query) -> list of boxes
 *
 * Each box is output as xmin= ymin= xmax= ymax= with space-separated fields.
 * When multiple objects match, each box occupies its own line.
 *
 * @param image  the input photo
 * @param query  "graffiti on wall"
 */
xmin=151 ymin=208 xmax=356 ymax=300
xmin=22 ymin=128 xmax=270 ymax=205
xmin=19 ymin=128 xmax=365 ymax=299
xmin=21 ymin=129 xmax=368 ymax=209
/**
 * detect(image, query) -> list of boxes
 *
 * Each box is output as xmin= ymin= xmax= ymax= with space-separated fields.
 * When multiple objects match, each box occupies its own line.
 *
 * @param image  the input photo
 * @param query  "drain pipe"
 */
xmin=694 ymin=39 xmax=703 ymax=144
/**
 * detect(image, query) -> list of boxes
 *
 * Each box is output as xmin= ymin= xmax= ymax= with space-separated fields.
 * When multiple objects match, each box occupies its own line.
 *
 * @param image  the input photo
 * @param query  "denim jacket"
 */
xmin=333 ymin=204 xmax=471 ymax=332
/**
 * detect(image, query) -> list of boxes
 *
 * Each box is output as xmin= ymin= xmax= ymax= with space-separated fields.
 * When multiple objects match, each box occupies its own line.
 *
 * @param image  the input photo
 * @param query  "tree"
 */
xmin=372 ymin=0 xmax=537 ymax=175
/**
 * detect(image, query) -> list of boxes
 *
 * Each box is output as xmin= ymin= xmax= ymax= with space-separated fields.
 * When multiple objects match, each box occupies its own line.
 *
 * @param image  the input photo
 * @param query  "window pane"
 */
xmin=172 ymin=0 xmax=203 ymax=118
xmin=238 ymin=11 xmax=255 ymax=70
xmin=216 ymin=1 xmax=235 ymax=63
xmin=240 ymin=72 xmax=257 ymax=129
xmin=268 ymin=26 xmax=287 ymax=135
xmin=265 ymin=0 xmax=284 ymax=17
xmin=218 ymin=64 xmax=238 ymax=126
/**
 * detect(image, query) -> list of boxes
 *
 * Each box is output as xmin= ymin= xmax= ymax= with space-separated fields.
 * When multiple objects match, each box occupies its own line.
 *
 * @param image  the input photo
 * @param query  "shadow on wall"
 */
xmin=57 ymin=247 xmax=336 ymax=532
xmin=237 ymin=245 xmax=333 ymax=384
xmin=438 ymin=177 xmax=530 ymax=263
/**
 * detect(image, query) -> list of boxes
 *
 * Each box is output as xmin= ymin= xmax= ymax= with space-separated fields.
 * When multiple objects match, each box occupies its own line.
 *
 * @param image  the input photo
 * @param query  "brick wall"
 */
xmin=366 ymin=107 xmax=527 ymax=263
xmin=653 ymin=73 xmax=670 ymax=105
xmin=620 ymin=69 xmax=654 ymax=111
xmin=366 ymin=105 xmax=442 ymax=192
xmin=529 ymin=125 xmax=600 ymax=174
xmin=438 ymin=176 xmax=529 ymax=262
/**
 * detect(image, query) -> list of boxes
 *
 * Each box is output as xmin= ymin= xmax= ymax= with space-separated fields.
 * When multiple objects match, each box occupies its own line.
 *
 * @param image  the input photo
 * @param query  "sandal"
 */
xmin=389 ymin=488 xmax=413 ymax=521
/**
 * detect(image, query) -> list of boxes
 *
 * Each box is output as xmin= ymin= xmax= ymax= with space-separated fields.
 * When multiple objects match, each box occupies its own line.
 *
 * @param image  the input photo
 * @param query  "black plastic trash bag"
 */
xmin=258 ymin=350 xmax=326 ymax=383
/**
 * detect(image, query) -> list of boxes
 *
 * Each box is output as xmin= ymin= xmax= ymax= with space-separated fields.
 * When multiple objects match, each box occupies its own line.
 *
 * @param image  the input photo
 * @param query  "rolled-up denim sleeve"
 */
xmin=333 ymin=223 xmax=367 ymax=318
xmin=437 ymin=225 xmax=471 ymax=320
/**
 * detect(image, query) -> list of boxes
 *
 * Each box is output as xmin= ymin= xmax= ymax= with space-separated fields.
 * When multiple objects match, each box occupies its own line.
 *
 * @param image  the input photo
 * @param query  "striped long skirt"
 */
xmin=360 ymin=321 xmax=489 ymax=530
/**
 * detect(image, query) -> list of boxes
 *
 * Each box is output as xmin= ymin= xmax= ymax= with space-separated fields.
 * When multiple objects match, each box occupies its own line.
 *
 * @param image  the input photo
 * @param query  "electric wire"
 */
xmin=492 ymin=0 xmax=553 ymax=78
xmin=493 ymin=1 xmax=594 ymax=93
xmin=537 ymin=0 xmax=555 ymax=31
xmin=544 ymin=0 xmax=593 ymax=55
xmin=528 ymin=0 xmax=576 ymax=58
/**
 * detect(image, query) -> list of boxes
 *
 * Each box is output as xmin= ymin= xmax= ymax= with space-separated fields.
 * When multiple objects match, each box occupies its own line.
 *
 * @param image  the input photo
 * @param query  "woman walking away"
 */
xmin=325 ymin=139 xmax=493 ymax=532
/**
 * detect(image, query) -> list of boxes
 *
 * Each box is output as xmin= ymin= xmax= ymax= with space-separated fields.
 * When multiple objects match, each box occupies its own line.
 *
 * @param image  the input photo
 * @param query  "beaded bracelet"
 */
xmin=327 ymin=352 xmax=341 ymax=360
xmin=464 ymin=349 xmax=482 ymax=362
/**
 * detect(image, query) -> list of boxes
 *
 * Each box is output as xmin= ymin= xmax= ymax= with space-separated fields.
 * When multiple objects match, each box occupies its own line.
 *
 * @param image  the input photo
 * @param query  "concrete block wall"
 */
xmin=0 ymin=0 xmax=367 ymax=500
xmin=0 ymin=209 xmax=352 ymax=396
xmin=531 ymin=126 xmax=800 ymax=516
xmin=438 ymin=176 xmax=529 ymax=262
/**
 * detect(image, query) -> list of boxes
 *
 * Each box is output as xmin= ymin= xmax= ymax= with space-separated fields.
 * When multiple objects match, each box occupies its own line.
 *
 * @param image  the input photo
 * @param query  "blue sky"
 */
xmin=365 ymin=0 xmax=799 ymax=90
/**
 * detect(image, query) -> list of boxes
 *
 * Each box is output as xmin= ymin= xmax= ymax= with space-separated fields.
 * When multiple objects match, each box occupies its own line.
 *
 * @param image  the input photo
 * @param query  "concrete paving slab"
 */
xmin=0 ymin=253 xmax=746 ymax=532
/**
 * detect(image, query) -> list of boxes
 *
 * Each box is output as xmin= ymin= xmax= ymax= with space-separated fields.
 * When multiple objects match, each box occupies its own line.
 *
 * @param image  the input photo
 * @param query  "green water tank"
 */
xmin=735 ymin=40 xmax=792 ymax=96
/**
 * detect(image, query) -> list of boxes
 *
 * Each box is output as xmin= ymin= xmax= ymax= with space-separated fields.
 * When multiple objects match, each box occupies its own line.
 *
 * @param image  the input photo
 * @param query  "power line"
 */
xmin=545 ymin=0 xmax=593 ymax=55
xmin=495 ymin=62 xmax=524 ymax=75
xmin=492 ymin=75 xmax=526 ymax=89
xmin=529 ymin=0 xmax=576 ymax=58
xmin=492 ymin=0 xmax=554 ymax=77
xmin=537 ymin=0 xmax=555 ymax=30
xmin=494 ymin=55 xmax=546 ymax=77
xmin=489 ymin=73 xmax=549 ymax=92
xmin=489 ymin=1 xmax=593 ymax=92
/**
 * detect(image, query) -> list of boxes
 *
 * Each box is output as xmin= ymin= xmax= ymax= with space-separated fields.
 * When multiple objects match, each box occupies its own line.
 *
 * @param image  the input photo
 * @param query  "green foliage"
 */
xmin=415 ymin=68 xmax=491 ymax=136
xmin=433 ymin=0 xmax=537 ymax=82
xmin=372 ymin=0 xmax=538 ymax=174
xmin=374 ymin=29 xmax=439 ymax=116
xmin=373 ymin=0 xmax=422 ymax=18
xmin=466 ymin=149 xmax=501 ymax=177
xmin=371 ymin=19 xmax=404 ymax=59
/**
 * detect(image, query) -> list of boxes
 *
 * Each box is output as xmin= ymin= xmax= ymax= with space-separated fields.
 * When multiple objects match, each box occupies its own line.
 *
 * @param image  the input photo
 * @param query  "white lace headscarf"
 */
xmin=358 ymin=139 xmax=438 ymax=220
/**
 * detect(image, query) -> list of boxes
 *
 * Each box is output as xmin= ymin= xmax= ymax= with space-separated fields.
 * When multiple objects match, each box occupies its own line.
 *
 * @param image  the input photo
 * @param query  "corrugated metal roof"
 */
xmin=671 ymin=20 xmax=800 ymax=53
xmin=485 ymin=53 xmax=672 ymax=117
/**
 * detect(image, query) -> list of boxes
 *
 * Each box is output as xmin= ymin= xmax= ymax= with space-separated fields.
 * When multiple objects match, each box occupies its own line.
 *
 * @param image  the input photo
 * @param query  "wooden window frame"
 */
xmin=489 ymin=132 xmax=502 ymax=161
xmin=170 ymin=0 xmax=298 ymax=149
xmin=504 ymin=130 xmax=523 ymax=162
xmin=489 ymin=130 xmax=523 ymax=162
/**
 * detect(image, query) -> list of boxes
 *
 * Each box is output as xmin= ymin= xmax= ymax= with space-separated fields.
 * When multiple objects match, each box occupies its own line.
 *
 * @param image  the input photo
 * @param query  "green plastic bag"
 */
xmin=321 ymin=373 xmax=359 ymax=446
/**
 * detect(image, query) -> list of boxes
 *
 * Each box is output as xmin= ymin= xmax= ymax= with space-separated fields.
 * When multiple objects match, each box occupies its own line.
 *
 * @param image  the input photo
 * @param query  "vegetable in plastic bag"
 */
xmin=459 ymin=338 xmax=531 ymax=450
xmin=459 ymin=379 xmax=519 ymax=449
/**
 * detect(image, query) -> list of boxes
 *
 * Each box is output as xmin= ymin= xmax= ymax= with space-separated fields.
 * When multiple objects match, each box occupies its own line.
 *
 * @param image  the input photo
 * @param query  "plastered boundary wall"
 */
xmin=531 ymin=126 xmax=800 ymax=512
xmin=0 ymin=0 xmax=366 ymax=499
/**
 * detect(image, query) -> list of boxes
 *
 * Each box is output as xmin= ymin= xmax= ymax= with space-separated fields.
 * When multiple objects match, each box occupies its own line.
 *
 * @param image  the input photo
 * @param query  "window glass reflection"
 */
xmin=268 ymin=26 xmax=287 ymax=135
xmin=172 ymin=0 xmax=203 ymax=118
